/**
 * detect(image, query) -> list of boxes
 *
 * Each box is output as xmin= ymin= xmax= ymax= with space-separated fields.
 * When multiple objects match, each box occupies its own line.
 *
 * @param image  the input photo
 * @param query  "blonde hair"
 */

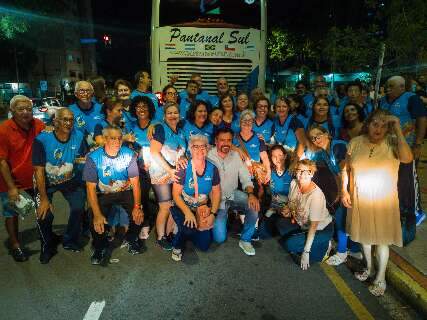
xmin=10 ymin=95 xmax=32 ymax=110
xmin=293 ymin=159 xmax=317 ymax=174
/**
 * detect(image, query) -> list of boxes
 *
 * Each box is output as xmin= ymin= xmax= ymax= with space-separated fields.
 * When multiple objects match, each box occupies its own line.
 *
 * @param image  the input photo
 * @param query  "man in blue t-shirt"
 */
xmin=179 ymin=80 xmax=199 ymax=120
xmin=83 ymin=125 xmax=144 ymax=265
xmin=68 ymin=81 xmax=104 ymax=147
xmin=380 ymin=75 xmax=427 ymax=228
xmin=33 ymin=108 xmax=88 ymax=264
xmin=130 ymin=70 xmax=160 ymax=116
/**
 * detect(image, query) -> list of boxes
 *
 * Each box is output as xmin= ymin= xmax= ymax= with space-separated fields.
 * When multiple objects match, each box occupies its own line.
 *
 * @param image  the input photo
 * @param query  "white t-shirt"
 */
xmin=288 ymin=179 xmax=332 ymax=230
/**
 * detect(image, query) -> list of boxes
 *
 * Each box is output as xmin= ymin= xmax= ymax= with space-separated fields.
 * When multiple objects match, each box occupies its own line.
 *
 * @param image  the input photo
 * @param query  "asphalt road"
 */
xmin=0 ymin=193 xmax=422 ymax=320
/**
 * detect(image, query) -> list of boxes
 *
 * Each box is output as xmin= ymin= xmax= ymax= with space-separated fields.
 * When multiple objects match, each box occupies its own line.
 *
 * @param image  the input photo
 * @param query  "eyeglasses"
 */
xmin=241 ymin=119 xmax=254 ymax=124
xmin=191 ymin=144 xmax=207 ymax=150
xmin=295 ymin=169 xmax=312 ymax=175
xmin=310 ymin=134 xmax=324 ymax=142
xmin=77 ymin=89 xmax=92 ymax=95
xmin=136 ymin=105 xmax=148 ymax=111
xmin=166 ymin=92 xmax=178 ymax=96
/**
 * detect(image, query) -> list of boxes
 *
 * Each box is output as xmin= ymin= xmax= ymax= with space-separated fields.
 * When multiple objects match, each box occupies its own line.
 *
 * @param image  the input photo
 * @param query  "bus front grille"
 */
xmin=165 ymin=58 xmax=256 ymax=94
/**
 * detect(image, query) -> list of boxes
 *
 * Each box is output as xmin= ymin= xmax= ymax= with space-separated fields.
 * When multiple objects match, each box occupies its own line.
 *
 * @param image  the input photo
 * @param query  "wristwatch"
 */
xmin=134 ymin=204 xmax=143 ymax=210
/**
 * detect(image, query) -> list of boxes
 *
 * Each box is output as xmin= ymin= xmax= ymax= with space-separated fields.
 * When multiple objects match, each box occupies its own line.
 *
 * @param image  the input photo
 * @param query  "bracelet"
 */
xmin=134 ymin=204 xmax=142 ymax=209
xmin=303 ymin=250 xmax=310 ymax=254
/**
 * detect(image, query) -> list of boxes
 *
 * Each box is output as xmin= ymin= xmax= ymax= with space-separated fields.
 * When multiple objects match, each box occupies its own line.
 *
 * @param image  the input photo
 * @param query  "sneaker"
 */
xmin=157 ymin=237 xmax=173 ymax=251
xmin=120 ymin=239 xmax=129 ymax=249
xmin=91 ymin=249 xmax=107 ymax=265
xmin=137 ymin=239 xmax=147 ymax=253
xmin=11 ymin=247 xmax=28 ymax=262
xmin=63 ymin=243 xmax=82 ymax=252
xmin=128 ymin=240 xmax=142 ymax=255
xmin=416 ymin=211 xmax=426 ymax=226
xmin=171 ymin=248 xmax=182 ymax=262
xmin=239 ymin=240 xmax=255 ymax=256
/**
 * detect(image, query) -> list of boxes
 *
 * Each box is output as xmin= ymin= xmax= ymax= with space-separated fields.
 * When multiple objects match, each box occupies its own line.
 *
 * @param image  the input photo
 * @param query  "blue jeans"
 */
xmin=213 ymin=190 xmax=259 ymax=243
xmin=170 ymin=206 xmax=212 ymax=251
xmin=334 ymin=206 xmax=360 ymax=254
xmin=36 ymin=180 xmax=85 ymax=249
xmin=276 ymin=217 xmax=334 ymax=263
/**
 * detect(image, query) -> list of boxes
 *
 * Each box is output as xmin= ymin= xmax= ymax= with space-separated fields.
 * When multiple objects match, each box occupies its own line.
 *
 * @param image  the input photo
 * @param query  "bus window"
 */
xmin=160 ymin=0 xmax=261 ymax=28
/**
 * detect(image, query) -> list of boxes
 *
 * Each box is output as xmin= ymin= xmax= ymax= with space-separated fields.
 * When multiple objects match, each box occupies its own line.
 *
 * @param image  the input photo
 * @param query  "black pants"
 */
xmin=90 ymin=190 xmax=142 ymax=251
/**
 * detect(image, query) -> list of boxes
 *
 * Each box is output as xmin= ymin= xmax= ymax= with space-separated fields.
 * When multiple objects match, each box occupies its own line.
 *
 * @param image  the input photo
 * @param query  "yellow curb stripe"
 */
xmin=321 ymin=264 xmax=375 ymax=320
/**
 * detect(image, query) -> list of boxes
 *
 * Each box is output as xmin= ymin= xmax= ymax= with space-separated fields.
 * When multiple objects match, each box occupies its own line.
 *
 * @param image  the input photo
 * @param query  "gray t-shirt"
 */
xmin=288 ymin=179 xmax=332 ymax=230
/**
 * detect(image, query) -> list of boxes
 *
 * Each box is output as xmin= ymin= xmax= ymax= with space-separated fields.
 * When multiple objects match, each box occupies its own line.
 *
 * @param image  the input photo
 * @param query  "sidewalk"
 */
xmin=387 ymin=141 xmax=427 ymax=314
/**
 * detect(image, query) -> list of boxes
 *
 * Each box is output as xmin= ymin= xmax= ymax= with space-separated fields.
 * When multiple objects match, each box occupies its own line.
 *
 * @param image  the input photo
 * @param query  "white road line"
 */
xmin=83 ymin=301 xmax=106 ymax=320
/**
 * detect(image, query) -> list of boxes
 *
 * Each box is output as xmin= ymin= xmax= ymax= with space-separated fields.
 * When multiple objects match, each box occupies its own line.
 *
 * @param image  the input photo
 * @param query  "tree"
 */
xmin=267 ymin=28 xmax=296 ymax=70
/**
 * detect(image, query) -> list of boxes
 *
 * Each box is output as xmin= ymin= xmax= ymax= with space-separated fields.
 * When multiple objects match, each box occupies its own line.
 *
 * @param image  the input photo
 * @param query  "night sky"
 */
xmin=91 ymin=0 xmax=368 ymax=83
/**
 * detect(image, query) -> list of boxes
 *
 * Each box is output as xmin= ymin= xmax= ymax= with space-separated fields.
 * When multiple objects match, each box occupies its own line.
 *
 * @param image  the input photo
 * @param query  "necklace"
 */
xmin=369 ymin=145 xmax=375 ymax=158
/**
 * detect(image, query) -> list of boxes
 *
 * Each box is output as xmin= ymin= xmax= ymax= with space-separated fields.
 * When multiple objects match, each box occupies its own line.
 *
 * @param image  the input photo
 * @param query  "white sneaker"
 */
xmin=171 ymin=248 xmax=182 ymax=262
xmin=239 ymin=240 xmax=255 ymax=256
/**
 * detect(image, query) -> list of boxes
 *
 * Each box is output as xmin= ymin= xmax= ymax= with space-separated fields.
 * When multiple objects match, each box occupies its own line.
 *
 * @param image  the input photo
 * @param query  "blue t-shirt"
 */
xmin=231 ymin=112 xmax=241 ymax=133
xmin=68 ymin=102 xmax=104 ymax=146
xmin=176 ymin=160 xmax=220 ymax=208
xmin=179 ymin=89 xmax=211 ymax=104
xmin=83 ymin=146 xmax=138 ymax=193
xmin=303 ymin=140 xmax=347 ymax=176
xmin=179 ymin=97 xmax=193 ymax=120
xmin=233 ymin=132 xmax=267 ymax=162
xmin=272 ymin=115 xmax=304 ymax=151
xmin=182 ymin=120 xmax=214 ymax=146
xmin=253 ymin=118 xmax=274 ymax=144
xmin=33 ymin=130 xmax=87 ymax=187
xmin=305 ymin=118 xmax=340 ymax=139
xmin=131 ymin=121 xmax=151 ymax=168
xmin=270 ymin=169 xmax=292 ymax=196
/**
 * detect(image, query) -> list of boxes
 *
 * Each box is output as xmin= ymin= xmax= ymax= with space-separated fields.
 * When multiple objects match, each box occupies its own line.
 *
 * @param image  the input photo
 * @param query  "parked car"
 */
xmin=8 ymin=97 xmax=65 ymax=124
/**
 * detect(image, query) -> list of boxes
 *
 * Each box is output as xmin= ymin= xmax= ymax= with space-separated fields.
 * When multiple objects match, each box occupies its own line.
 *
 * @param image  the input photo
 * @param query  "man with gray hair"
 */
xmin=69 ymin=80 xmax=104 ymax=147
xmin=0 ymin=95 xmax=45 ymax=261
xmin=380 ymin=75 xmax=427 ymax=229
xmin=83 ymin=125 xmax=144 ymax=265
xmin=32 ymin=108 xmax=88 ymax=263
xmin=210 ymin=77 xmax=229 ymax=107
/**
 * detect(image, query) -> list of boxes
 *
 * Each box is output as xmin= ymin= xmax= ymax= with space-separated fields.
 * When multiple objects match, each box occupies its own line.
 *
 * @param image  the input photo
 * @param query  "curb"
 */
xmin=386 ymin=260 xmax=427 ymax=315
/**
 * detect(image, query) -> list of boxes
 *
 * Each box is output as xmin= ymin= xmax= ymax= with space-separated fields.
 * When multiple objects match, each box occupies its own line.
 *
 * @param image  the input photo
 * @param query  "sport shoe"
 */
xmin=157 ymin=237 xmax=173 ymax=251
xmin=128 ymin=240 xmax=142 ymax=255
xmin=91 ymin=249 xmax=107 ymax=265
xmin=239 ymin=240 xmax=255 ymax=256
xmin=63 ymin=243 xmax=82 ymax=252
xmin=11 ymin=247 xmax=28 ymax=262
xmin=171 ymin=248 xmax=182 ymax=262
xmin=251 ymin=228 xmax=260 ymax=242
xmin=416 ymin=211 xmax=426 ymax=226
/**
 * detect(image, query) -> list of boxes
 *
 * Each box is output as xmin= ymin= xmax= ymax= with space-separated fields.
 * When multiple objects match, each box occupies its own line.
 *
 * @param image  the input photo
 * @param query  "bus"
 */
xmin=151 ymin=0 xmax=267 ymax=95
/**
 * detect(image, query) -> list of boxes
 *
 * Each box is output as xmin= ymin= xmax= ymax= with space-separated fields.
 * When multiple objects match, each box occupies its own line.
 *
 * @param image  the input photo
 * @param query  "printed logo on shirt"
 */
xmin=53 ymin=149 xmax=63 ymax=160
xmin=249 ymin=144 xmax=257 ymax=148
xmin=76 ymin=116 xmax=86 ymax=127
xmin=188 ymin=177 xmax=195 ymax=189
xmin=204 ymin=176 xmax=212 ymax=181
xmin=103 ymin=166 xmax=112 ymax=177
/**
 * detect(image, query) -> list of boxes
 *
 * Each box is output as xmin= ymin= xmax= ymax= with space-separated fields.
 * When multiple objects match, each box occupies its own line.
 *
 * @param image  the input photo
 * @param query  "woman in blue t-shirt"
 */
xmin=272 ymin=97 xmax=306 ymax=154
xmin=170 ymin=134 xmax=221 ymax=261
xmin=182 ymin=100 xmax=214 ymax=148
xmin=219 ymin=94 xmax=235 ymax=129
xmin=130 ymin=95 xmax=157 ymax=242
xmin=305 ymin=97 xmax=340 ymax=139
xmin=150 ymin=101 xmax=186 ymax=250
xmin=301 ymin=124 xmax=362 ymax=266
xmin=231 ymin=92 xmax=250 ymax=133
xmin=253 ymin=96 xmax=274 ymax=145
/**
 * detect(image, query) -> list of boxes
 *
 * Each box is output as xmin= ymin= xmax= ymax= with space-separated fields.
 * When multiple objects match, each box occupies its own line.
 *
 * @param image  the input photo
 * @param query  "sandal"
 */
xmin=326 ymin=253 xmax=347 ymax=266
xmin=369 ymin=280 xmax=386 ymax=297
xmin=354 ymin=269 xmax=375 ymax=282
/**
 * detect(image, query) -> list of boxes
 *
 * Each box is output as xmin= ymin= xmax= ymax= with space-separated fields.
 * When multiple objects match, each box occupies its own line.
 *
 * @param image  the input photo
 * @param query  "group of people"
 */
xmin=1 ymin=71 xmax=426 ymax=298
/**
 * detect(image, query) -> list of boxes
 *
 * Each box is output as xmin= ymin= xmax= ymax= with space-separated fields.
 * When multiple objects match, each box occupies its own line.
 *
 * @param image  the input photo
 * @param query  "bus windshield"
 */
xmin=159 ymin=0 xmax=261 ymax=29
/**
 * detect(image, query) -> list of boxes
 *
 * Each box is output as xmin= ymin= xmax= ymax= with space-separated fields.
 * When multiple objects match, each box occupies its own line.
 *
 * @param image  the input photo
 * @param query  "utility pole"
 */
xmin=374 ymin=43 xmax=386 ymax=109
xmin=14 ymin=46 xmax=20 ymax=89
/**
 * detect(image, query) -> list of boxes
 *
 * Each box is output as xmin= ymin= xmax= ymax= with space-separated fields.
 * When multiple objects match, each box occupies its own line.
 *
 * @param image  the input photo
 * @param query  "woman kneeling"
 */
xmin=170 ymin=134 xmax=221 ymax=261
xmin=276 ymin=159 xmax=333 ymax=270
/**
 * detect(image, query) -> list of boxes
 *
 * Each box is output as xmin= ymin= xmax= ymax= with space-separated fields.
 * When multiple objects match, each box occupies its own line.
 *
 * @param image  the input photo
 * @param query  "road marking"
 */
xmin=321 ymin=264 xmax=375 ymax=320
xmin=83 ymin=301 xmax=106 ymax=320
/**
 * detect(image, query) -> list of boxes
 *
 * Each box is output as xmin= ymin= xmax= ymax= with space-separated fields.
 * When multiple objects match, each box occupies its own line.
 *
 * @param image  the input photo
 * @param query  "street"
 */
xmin=0 ymin=193 xmax=422 ymax=320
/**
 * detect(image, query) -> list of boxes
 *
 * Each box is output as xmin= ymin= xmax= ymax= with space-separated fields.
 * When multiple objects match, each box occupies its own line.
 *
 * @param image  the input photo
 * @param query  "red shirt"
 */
xmin=0 ymin=118 xmax=45 ymax=192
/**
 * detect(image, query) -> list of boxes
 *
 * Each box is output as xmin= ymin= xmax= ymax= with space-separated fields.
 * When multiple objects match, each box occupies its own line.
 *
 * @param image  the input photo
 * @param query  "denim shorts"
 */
xmin=0 ymin=192 xmax=17 ymax=218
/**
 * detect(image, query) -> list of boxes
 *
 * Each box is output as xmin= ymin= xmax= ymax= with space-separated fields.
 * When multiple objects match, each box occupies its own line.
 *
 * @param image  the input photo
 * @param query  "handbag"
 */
xmin=236 ymin=134 xmax=267 ymax=184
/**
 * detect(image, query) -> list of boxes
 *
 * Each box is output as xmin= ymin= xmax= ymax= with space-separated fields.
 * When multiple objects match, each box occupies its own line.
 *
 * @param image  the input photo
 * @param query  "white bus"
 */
xmin=151 ymin=0 xmax=267 ymax=95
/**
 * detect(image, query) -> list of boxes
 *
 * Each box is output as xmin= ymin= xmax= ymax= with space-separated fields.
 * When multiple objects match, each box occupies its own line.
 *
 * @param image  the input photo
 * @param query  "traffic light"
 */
xmin=103 ymin=34 xmax=112 ymax=46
